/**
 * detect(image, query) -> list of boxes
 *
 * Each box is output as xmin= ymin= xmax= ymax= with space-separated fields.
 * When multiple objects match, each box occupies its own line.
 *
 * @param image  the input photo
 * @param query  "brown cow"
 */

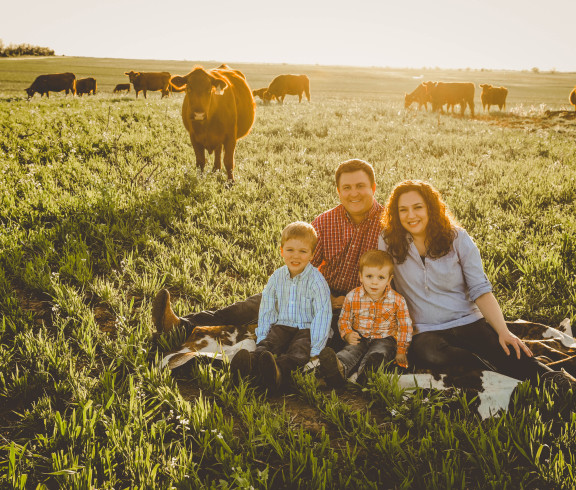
xmin=76 ymin=77 xmax=97 ymax=96
xmin=171 ymin=65 xmax=256 ymax=182
xmin=168 ymin=76 xmax=186 ymax=93
xmin=570 ymin=87 xmax=576 ymax=111
xmin=266 ymin=74 xmax=310 ymax=104
xmin=480 ymin=84 xmax=508 ymax=111
xmin=252 ymin=87 xmax=276 ymax=104
xmin=423 ymin=81 xmax=475 ymax=116
xmin=404 ymin=83 xmax=431 ymax=110
xmin=113 ymin=83 xmax=131 ymax=93
xmin=25 ymin=73 xmax=76 ymax=99
xmin=124 ymin=71 xmax=171 ymax=98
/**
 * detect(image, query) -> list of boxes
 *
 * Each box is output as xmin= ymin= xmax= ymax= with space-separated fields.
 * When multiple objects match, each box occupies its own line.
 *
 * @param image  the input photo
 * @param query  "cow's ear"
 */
xmin=211 ymin=78 xmax=228 ymax=96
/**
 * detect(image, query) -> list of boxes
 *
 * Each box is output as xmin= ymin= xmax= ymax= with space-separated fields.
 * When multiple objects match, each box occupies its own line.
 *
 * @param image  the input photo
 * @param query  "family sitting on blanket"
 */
xmin=152 ymin=159 xmax=576 ymax=393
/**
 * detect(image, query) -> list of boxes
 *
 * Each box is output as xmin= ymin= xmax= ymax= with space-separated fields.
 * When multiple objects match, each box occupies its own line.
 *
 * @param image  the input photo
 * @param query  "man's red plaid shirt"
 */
xmin=338 ymin=285 xmax=413 ymax=355
xmin=311 ymin=200 xmax=383 ymax=296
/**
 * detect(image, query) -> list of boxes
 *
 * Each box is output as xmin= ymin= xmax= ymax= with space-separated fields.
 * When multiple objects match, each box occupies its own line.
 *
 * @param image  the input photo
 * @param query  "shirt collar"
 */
xmin=282 ymin=262 xmax=314 ymax=280
xmin=340 ymin=199 xmax=382 ymax=225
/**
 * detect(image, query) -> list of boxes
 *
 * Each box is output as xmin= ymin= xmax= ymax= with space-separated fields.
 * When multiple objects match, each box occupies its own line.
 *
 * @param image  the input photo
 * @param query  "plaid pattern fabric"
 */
xmin=338 ymin=285 xmax=413 ymax=355
xmin=311 ymin=201 xmax=383 ymax=295
xmin=257 ymin=263 xmax=332 ymax=356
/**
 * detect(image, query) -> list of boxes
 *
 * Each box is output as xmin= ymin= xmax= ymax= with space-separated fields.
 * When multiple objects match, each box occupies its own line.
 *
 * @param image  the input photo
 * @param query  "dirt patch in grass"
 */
xmin=476 ymin=110 xmax=576 ymax=134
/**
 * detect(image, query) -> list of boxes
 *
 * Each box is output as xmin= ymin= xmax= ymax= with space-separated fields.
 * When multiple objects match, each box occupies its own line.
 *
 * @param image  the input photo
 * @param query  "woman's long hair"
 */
xmin=381 ymin=180 xmax=458 ymax=263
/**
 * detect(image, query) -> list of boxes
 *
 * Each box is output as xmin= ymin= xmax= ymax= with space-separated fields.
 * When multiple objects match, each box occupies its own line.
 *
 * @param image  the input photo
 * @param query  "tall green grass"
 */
xmin=1 ymin=62 xmax=575 ymax=487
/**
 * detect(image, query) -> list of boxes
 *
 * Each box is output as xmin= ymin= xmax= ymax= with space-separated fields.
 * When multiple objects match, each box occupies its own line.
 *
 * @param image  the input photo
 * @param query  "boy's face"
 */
xmin=359 ymin=265 xmax=392 ymax=301
xmin=281 ymin=238 xmax=314 ymax=278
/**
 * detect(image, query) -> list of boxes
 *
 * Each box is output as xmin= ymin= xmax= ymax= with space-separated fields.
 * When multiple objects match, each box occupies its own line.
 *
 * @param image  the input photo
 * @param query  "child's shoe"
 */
xmin=319 ymin=347 xmax=346 ymax=387
xmin=259 ymin=351 xmax=282 ymax=391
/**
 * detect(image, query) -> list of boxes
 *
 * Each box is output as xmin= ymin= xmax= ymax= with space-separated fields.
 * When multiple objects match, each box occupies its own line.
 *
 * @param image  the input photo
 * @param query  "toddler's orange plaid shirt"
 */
xmin=338 ymin=285 xmax=413 ymax=355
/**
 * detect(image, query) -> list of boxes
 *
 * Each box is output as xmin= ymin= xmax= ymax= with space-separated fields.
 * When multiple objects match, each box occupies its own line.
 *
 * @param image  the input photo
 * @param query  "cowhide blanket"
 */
xmin=161 ymin=319 xmax=575 ymax=419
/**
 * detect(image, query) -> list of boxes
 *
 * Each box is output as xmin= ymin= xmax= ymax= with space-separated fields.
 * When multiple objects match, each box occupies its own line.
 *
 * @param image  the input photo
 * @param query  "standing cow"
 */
xmin=570 ymin=87 xmax=576 ymax=111
xmin=76 ymin=77 xmax=97 ymax=96
xmin=423 ymin=81 xmax=475 ymax=116
xmin=170 ymin=65 xmax=256 ymax=182
xmin=479 ymin=84 xmax=508 ymax=112
xmin=266 ymin=74 xmax=310 ymax=104
xmin=124 ymin=71 xmax=171 ymax=98
xmin=25 ymin=73 xmax=76 ymax=99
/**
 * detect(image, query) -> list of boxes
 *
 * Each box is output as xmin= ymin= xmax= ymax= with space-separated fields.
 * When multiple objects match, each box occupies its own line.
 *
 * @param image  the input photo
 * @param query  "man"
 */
xmin=152 ymin=159 xmax=384 ymax=350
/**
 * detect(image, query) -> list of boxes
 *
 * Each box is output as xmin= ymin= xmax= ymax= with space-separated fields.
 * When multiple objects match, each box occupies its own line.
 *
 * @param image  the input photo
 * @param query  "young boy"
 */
xmin=231 ymin=221 xmax=332 ymax=391
xmin=319 ymin=249 xmax=412 ymax=386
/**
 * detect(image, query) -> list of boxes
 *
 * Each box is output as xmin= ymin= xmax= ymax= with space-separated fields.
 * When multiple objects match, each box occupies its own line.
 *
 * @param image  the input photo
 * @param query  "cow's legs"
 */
xmin=222 ymin=138 xmax=237 ymax=181
xmin=191 ymin=141 xmax=206 ymax=173
xmin=212 ymin=145 xmax=222 ymax=172
xmin=143 ymin=90 xmax=147 ymax=99
xmin=298 ymin=93 xmax=302 ymax=102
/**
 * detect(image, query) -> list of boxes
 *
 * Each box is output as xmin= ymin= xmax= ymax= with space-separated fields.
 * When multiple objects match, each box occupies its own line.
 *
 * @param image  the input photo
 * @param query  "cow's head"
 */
xmin=174 ymin=67 xmax=229 ymax=121
xmin=404 ymin=93 xmax=413 ymax=108
xmin=479 ymin=84 xmax=492 ymax=90
xmin=124 ymin=71 xmax=140 ymax=83
xmin=25 ymin=87 xmax=35 ymax=99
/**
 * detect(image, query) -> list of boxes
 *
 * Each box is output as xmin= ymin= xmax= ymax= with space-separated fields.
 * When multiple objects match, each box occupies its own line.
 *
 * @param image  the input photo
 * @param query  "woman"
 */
xmin=378 ymin=180 xmax=549 ymax=382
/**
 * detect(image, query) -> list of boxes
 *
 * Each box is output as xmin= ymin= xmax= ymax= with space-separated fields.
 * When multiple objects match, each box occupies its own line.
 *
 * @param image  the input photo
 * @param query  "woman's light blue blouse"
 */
xmin=378 ymin=228 xmax=492 ymax=334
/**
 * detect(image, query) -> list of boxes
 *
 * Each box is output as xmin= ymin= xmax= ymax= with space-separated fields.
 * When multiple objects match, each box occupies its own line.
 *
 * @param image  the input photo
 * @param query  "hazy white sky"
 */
xmin=2 ymin=0 xmax=574 ymax=71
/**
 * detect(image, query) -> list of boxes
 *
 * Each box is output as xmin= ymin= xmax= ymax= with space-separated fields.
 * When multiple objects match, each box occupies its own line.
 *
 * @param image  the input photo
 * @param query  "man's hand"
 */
xmin=498 ymin=330 xmax=533 ymax=359
xmin=395 ymin=352 xmax=408 ymax=368
xmin=344 ymin=331 xmax=360 ymax=345
xmin=331 ymin=295 xmax=346 ymax=309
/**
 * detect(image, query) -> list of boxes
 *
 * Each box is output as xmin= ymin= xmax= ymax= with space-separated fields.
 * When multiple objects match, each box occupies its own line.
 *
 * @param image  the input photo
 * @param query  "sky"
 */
xmin=2 ymin=0 xmax=574 ymax=72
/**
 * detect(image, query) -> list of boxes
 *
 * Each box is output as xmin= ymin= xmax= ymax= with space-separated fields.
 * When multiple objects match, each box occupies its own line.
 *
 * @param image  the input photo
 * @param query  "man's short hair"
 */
xmin=358 ymin=250 xmax=394 ymax=273
xmin=281 ymin=221 xmax=318 ymax=251
xmin=335 ymin=159 xmax=376 ymax=188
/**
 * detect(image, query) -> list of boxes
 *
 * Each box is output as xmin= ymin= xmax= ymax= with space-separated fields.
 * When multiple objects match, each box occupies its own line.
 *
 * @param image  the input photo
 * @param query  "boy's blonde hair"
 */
xmin=358 ymin=250 xmax=394 ymax=273
xmin=281 ymin=221 xmax=318 ymax=251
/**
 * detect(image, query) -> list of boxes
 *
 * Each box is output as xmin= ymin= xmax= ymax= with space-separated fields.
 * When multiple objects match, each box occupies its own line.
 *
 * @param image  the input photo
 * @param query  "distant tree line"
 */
xmin=0 ymin=40 xmax=55 ymax=57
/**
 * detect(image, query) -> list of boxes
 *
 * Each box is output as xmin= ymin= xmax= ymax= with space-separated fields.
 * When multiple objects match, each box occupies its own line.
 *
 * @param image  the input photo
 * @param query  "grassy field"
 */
xmin=1 ymin=57 xmax=576 ymax=488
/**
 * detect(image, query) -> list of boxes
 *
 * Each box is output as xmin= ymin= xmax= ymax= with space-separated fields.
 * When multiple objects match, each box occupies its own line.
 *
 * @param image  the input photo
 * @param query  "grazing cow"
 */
xmin=113 ymin=83 xmax=131 ymax=93
xmin=423 ymin=81 xmax=475 ymax=116
xmin=76 ymin=77 xmax=97 ymax=96
xmin=252 ymin=87 xmax=275 ymax=104
xmin=480 ymin=84 xmax=508 ymax=111
xmin=171 ymin=65 xmax=256 ymax=181
xmin=266 ymin=74 xmax=310 ymax=104
xmin=25 ymin=72 xmax=76 ymax=99
xmin=168 ymin=76 xmax=186 ymax=93
xmin=404 ymin=83 xmax=432 ymax=110
xmin=124 ymin=71 xmax=171 ymax=98
xmin=570 ymin=87 xmax=576 ymax=111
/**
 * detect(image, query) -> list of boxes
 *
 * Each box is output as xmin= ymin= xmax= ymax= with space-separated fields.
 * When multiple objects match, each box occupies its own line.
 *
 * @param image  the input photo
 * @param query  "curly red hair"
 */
xmin=381 ymin=180 xmax=458 ymax=263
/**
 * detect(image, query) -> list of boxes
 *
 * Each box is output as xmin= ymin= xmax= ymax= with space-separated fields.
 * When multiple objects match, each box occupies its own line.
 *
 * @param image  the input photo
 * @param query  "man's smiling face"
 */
xmin=337 ymin=170 xmax=376 ymax=223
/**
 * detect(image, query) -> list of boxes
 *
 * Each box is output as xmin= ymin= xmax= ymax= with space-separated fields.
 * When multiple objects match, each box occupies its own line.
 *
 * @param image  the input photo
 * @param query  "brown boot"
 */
xmin=319 ymin=347 xmax=346 ymax=387
xmin=230 ymin=349 xmax=253 ymax=381
xmin=152 ymin=289 xmax=181 ymax=334
xmin=259 ymin=351 xmax=282 ymax=392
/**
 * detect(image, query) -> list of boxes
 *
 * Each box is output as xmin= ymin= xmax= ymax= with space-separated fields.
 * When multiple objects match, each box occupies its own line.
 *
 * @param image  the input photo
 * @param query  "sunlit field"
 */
xmin=1 ymin=57 xmax=576 ymax=488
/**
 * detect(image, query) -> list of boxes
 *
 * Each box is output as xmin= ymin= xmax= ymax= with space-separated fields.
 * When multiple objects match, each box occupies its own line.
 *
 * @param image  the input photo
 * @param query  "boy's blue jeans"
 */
xmin=337 ymin=336 xmax=397 ymax=377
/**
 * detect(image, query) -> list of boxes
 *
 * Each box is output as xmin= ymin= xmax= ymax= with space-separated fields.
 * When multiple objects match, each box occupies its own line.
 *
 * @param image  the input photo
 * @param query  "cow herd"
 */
xmin=404 ymin=81 xmax=509 ymax=115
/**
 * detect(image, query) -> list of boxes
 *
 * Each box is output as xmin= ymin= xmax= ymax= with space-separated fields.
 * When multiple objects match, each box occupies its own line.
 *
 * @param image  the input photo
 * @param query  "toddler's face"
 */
xmin=281 ymin=238 xmax=314 ymax=277
xmin=359 ymin=265 xmax=392 ymax=301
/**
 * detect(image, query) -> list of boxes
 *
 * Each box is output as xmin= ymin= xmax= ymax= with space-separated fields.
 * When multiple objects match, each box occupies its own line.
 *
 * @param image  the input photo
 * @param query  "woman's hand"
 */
xmin=498 ymin=330 xmax=533 ymax=359
xmin=395 ymin=352 xmax=408 ymax=368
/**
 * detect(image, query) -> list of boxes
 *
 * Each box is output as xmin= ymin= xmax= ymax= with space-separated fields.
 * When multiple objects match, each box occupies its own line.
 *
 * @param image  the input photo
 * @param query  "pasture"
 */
xmin=1 ymin=57 xmax=576 ymax=488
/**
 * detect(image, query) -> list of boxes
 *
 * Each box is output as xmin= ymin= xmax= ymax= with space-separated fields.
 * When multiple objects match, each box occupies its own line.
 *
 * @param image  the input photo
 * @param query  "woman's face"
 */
xmin=397 ymin=190 xmax=429 ymax=238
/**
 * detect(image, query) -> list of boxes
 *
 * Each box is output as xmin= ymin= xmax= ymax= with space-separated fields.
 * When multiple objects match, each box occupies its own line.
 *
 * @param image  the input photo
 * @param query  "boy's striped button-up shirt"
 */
xmin=257 ymin=263 xmax=332 ymax=356
xmin=338 ymin=285 xmax=413 ymax=355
